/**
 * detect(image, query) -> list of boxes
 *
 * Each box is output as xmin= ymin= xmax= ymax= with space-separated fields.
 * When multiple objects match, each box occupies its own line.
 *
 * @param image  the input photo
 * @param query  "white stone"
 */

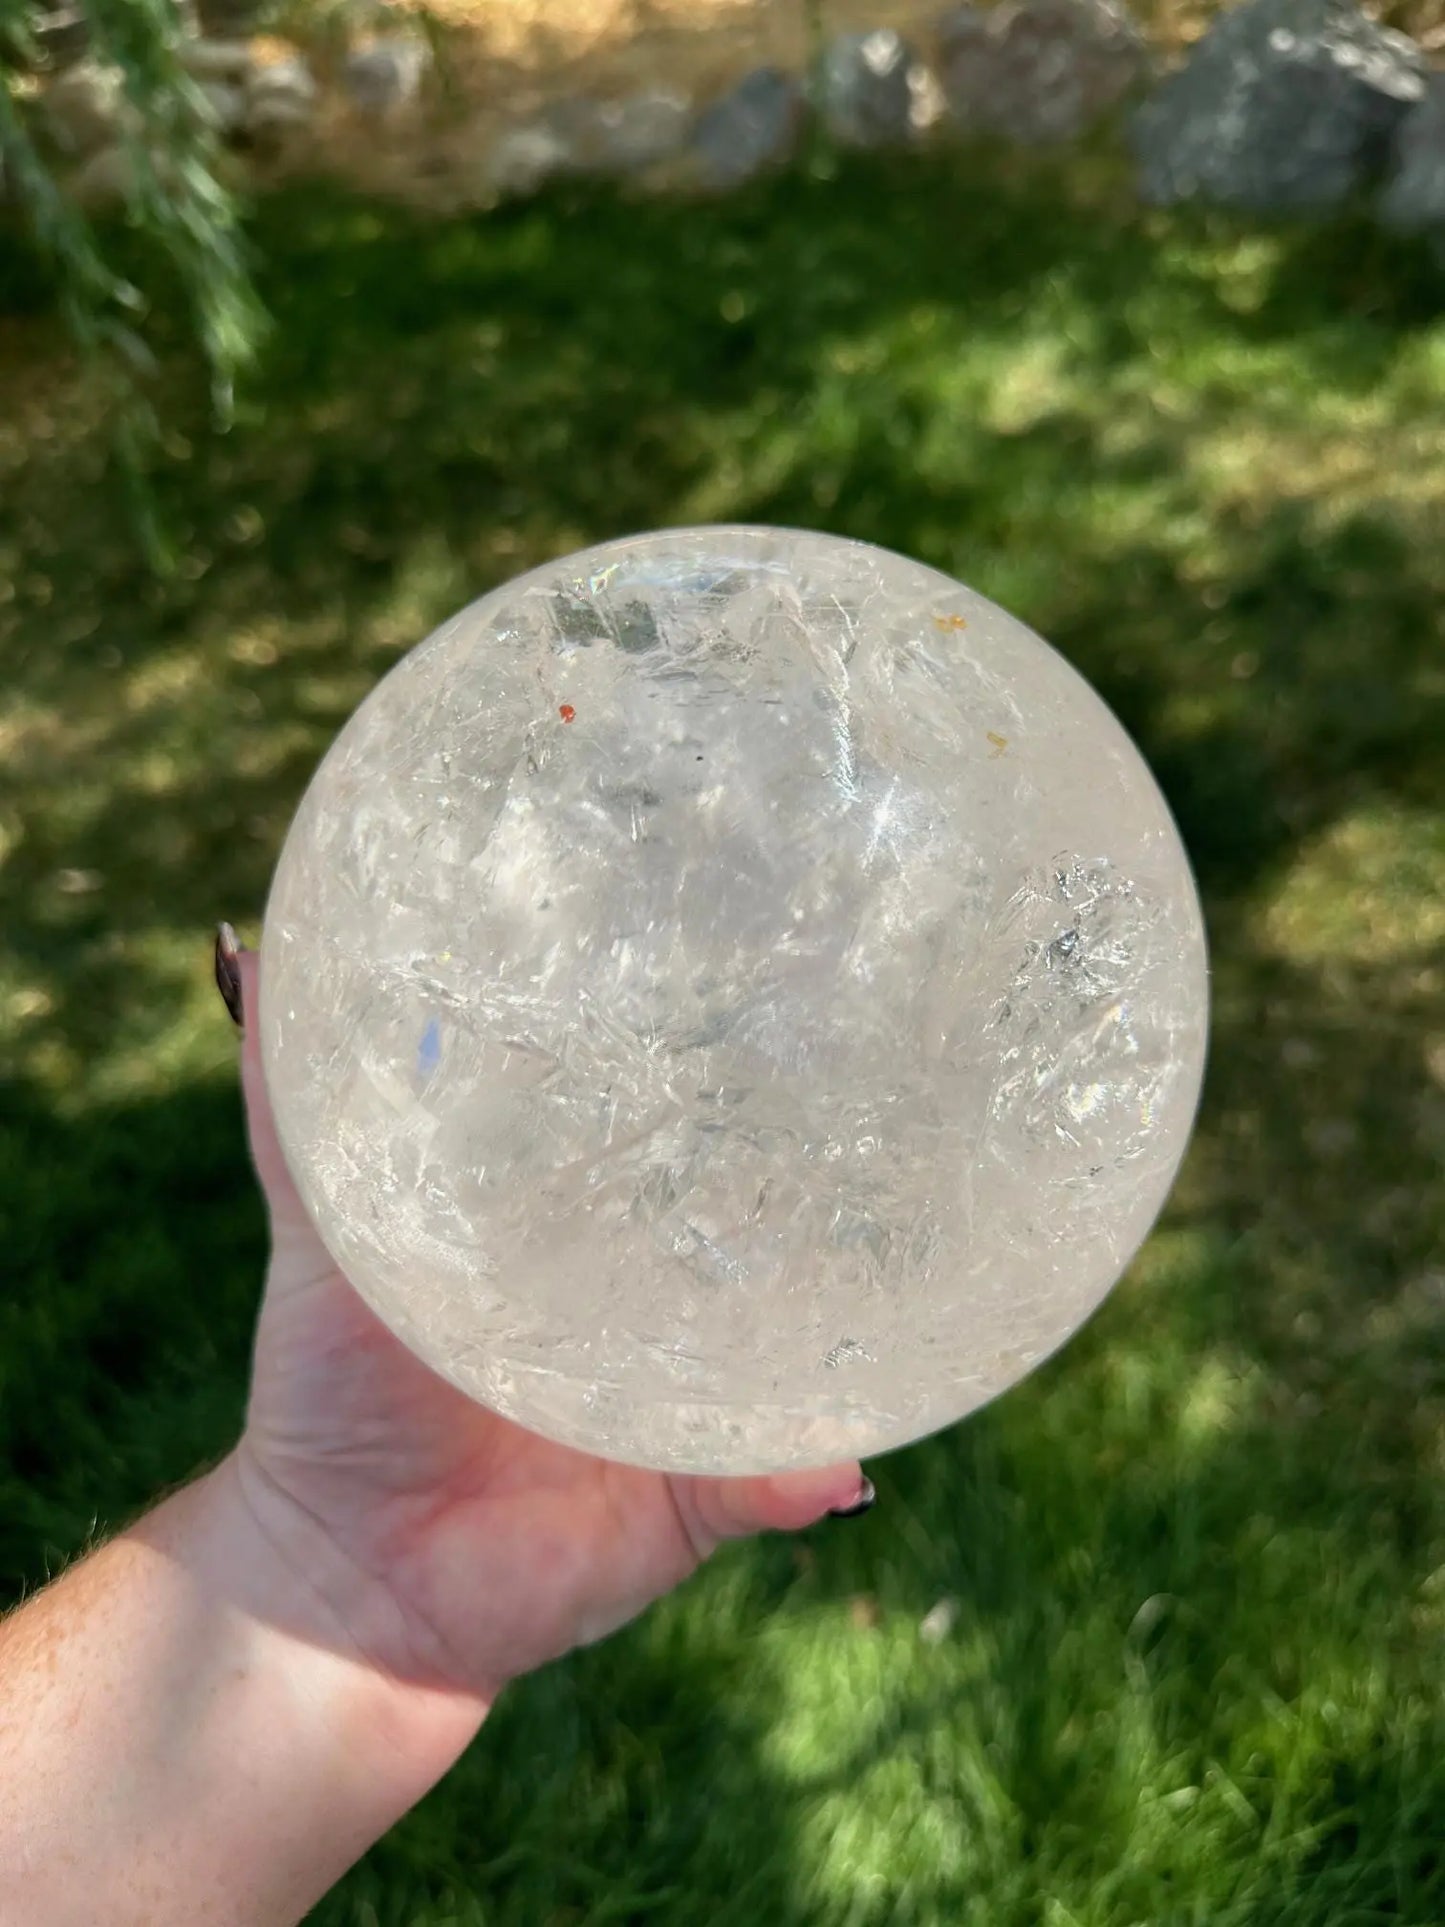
xmin=261 ymin=528 xmax=1208 ymax=1475
xmin=908 ymin=64 xmax=949 ymax=135
xmin=244 ymin=56 xmax=317 ymax=139
xmin=481 ymin=122 xmax=579 ymax=197
xmin=919 ymin=1597 xmax=959 ymax=1642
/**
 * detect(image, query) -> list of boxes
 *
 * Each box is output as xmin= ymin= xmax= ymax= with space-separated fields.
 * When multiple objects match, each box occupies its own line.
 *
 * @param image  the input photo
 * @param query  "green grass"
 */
xmin=3 ymin=147 xmax=1445 ymax=1924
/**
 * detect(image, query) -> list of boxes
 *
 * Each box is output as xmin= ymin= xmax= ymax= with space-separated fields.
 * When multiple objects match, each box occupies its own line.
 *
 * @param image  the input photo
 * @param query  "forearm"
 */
xmin=0 ymin=1454 xmax=486 ymax=1926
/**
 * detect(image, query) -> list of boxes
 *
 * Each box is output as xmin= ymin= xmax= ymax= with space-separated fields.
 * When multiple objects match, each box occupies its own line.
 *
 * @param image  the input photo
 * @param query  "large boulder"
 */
xmin=1132 ymin=0 xmax=1425 ymax=212
xmin=815 ymin=29 xmax=926 ymax=148
xmin=937 ymin=0 xmax=1144 ymax=146
xmin=1379 ymin=74 xmax=1445 ymax=233
xmin=691 ymin=67 xmax=804 ymax=188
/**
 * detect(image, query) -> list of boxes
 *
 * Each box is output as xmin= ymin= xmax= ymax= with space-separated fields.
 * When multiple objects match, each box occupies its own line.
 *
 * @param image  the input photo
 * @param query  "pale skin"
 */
xmin=0 ymin=941 xmax=869 ymax=1925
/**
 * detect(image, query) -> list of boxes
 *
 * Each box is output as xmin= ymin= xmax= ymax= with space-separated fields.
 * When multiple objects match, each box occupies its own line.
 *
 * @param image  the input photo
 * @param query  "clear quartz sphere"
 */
xmin=260 ymin=526 xmax=1208 ymax=1474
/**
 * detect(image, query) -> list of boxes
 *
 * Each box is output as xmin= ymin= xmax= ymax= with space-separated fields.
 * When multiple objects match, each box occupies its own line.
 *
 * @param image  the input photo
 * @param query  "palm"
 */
xmin=245 ymin=1248 xmax=707 ymax=1695
xmin=232 ymin=950 xmax=861 ymax=1700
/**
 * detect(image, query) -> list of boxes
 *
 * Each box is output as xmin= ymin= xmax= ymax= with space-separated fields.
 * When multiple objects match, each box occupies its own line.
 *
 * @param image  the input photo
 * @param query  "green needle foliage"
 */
xmin=0 ymin=0 xmax=266 ymax=562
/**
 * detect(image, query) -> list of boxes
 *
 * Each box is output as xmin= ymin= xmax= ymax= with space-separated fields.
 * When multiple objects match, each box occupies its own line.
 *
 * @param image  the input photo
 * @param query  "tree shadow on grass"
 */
xmin=2 ymin=147 xmax=1444 ymax=1922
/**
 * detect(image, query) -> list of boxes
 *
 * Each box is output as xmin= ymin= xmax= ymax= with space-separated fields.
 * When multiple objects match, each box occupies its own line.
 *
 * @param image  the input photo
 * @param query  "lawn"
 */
xmin=2 ymin=145 xmax=1444 ymax=1924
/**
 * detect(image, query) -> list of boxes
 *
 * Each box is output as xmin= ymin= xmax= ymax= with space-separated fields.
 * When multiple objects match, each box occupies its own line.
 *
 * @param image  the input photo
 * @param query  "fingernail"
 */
xmin=215 ymin=921 xmax=245 ymax=1028
xmin=828 ymin=1476 xmax=876 ymax=1520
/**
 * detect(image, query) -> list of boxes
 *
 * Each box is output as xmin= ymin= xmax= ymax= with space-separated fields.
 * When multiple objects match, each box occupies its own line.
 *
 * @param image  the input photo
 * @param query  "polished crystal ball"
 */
xmin=260 ymin=527 xmax=1208 ymax=1474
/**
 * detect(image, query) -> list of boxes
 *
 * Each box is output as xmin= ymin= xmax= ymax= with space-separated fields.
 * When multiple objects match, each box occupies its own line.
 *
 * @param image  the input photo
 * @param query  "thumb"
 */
xmin=672 ymin=1465 xmax=874 ymax=1554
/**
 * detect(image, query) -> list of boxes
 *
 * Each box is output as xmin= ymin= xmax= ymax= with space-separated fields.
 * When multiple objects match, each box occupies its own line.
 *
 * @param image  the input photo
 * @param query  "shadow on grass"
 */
xmin=2 ymin=149 xmax=1443 ymax=1921
xmin=4 ymin=157 xmax=1442 ymax=1060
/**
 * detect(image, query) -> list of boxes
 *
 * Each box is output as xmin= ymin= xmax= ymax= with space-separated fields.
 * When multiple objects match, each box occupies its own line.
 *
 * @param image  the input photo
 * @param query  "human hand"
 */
xmin=220 ymin=928 xmax=872 ymax=1715
xmin=0 ymin=932 xmax=872 ymax=1927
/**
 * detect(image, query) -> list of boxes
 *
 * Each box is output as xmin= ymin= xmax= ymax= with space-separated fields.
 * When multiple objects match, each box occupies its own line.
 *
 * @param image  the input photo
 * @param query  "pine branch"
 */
xmin=0 ymin=0 xmax=268 ymax=561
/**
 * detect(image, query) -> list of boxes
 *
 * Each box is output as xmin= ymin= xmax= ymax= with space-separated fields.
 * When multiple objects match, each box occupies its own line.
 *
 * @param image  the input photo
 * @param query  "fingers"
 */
xmin=216 ymin=928 xmax=329 ymax=1256
xmin=674 ymin=1464 xmax=873 ymax=1555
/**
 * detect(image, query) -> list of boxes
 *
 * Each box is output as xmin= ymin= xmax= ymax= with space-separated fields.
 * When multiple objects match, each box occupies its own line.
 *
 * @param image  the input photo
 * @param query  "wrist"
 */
xmin=216 ymin=1448 xmax=489 ymax=1793
xmin=0 ymin=1457 xmax=487 ymax=1927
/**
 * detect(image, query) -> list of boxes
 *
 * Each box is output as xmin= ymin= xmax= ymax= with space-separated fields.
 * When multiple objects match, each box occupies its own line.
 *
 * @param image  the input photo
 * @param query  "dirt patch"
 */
xmin=400 ymin=0 xmax=942 ymax=105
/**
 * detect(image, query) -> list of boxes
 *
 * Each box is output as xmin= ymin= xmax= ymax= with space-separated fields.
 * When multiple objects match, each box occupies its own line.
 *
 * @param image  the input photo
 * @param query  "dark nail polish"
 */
xmin=828 ymin=1476 xmax=876 ymax=1520
xmin=215 ymin=922 xmax=245 ymax=1028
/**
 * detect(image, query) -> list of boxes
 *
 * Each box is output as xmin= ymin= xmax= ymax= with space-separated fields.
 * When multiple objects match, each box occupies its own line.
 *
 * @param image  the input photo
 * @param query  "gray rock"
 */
xmin=692 ymin=67 xmax=804 ymax=188
xmin=1380 ymin=74 xmax=1445 ymax=231
xmin=42 ymin=60 xmax=138 ymax=158
xmin=482 ymin=122 xmax=582 ymax=198
xmin=589 ymin=89 xmax=693 ymax=173
xmin=244 ymin=56 xmax=318 ymax=141
xmin=478 ymin=92 xmax=691 ymax=197
xmin=180 ymin=38 xmax=256 ymax=83
xmin=816 ymin=29 xmax=923 ymax=148
xmin=938 ymin=0 xmax=1144 ymax=145
xmin=1131 ymin=0 xmax=1425 ymax=212
xmin=343 ymin=36 xmax=431 ymax=117
xmin=197 ymin=78 xmax=247 ymax=137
